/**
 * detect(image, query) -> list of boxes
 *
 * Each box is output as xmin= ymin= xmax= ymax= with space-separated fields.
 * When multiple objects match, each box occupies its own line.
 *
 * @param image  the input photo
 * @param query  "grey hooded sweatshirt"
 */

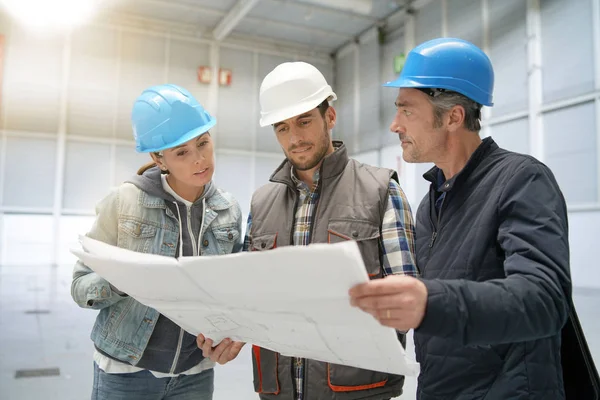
xmin=97 ymin=166 xmax=215 ymax=374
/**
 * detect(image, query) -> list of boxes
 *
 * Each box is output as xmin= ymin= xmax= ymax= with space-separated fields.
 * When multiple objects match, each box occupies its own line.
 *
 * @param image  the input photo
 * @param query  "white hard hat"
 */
xmin=259 ymin=61 xmax=337 ymax=127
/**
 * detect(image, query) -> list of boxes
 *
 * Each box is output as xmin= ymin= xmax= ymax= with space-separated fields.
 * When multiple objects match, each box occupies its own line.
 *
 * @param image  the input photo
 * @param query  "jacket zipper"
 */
xmin=169 ymin=328 xmax=185 ymax=374
xmin=186 ymin=204 xmax=197 ymax=256
xmin=197 ymin=198 xmax=206 ymax=256
xmin=172 ymin=203 xmax=194 ymax=375
xmin=429 ymin=196 xmax=445 ymax=249
xmin=424 ymin=189 xmax=446 ymax=274
xmin=171 ymin=199 xmax=205 ymax=375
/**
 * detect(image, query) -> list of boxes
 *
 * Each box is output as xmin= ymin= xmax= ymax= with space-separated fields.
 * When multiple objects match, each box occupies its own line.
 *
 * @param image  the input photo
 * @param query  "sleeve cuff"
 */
xmin=416 ymin=279 xmax=448 ymax=336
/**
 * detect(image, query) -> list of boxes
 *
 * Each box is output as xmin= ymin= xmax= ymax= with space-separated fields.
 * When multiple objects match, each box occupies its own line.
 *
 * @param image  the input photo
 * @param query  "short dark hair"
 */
xmin=316 ymin=99 xmax=329 ymax=117
xmin=418 ymin=89 xmax=482 ymax=132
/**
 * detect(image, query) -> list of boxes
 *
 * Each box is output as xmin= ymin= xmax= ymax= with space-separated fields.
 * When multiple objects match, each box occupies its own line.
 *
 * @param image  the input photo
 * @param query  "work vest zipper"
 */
xmin=289 ymin=174 xmax=321 ymax=398
xmin=306 ymin=173 xmax=322 ymax=244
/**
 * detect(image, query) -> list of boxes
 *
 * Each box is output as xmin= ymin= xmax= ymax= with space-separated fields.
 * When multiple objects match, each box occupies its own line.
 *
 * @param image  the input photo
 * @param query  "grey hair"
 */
xmin=423 ymin=89 xmax=482 ymax=132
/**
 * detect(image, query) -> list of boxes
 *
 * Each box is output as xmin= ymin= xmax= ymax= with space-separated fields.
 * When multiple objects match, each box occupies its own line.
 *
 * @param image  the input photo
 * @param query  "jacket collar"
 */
xmin=206 ymin=189 xmax=235 ymax=211
xmin=137 ymin=186 xmax=234 ymax=211
xmin=423 ymin=137 xmax=499 ymax=192
xmin=270 ymin=141 xmax=349 ymax=188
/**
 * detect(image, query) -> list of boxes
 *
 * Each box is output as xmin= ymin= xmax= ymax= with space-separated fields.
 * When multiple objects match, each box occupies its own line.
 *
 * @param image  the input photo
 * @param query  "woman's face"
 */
xmin=152 ymin=133 xmax=215 ymax=190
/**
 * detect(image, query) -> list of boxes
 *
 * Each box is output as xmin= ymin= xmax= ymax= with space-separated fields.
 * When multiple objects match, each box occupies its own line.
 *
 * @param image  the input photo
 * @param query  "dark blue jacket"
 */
xmin=414 ymin=137 xmax=598 ymax=399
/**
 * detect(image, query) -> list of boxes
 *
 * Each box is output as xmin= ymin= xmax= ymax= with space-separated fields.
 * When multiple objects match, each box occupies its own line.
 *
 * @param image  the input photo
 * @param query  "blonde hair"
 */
xmin=137 ymin=161 xmax=157 ymax=175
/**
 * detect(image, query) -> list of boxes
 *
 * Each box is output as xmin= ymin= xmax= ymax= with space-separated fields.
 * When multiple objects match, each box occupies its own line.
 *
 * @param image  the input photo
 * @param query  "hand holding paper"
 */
xmin=196 ymin=334 xmax=245 ymax=365
xmin=350 ymin=275 xmax=428 ymax=331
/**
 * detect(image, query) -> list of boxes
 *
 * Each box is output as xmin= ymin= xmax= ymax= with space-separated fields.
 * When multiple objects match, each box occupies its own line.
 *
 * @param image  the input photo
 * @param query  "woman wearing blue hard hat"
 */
xmin=351 ymin=38 xmax=599 ymax=400
xmin=71 ymin=84 xmax=243 ymax=400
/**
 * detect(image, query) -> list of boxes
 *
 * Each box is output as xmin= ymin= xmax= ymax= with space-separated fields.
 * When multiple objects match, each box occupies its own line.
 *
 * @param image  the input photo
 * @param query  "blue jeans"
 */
xmin=92 ymin=363 xmax=214 ymax=400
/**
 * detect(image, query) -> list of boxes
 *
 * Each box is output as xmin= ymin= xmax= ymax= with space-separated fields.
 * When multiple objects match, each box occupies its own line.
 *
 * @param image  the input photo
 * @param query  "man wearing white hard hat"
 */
xmin=199 ymin=62 xmax=418 ymax=399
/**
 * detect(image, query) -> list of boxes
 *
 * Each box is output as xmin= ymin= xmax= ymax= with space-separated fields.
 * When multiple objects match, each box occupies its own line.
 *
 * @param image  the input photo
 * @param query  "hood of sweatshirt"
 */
xmin=120 ymin=165 xmax=215 ymax=373
xmin=126 ymin=165 xmax=216 ymax=258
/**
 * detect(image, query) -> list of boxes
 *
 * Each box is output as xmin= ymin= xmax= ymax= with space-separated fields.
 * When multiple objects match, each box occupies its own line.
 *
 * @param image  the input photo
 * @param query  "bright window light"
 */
xmin=0 ymin=0 xmax=100 ymax=30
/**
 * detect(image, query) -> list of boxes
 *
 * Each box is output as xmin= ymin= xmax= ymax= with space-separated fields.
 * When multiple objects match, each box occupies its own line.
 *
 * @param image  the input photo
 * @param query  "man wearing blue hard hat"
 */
xmin=350 ymin=38 xmax=599 ymax=399
xmin=72 ymin=84 xmax=243 ymax=399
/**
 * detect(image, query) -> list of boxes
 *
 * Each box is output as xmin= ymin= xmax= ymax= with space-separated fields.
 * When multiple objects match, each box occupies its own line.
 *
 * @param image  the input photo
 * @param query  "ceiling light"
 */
xmin=0 ymin=0 xmax=100 ymax=31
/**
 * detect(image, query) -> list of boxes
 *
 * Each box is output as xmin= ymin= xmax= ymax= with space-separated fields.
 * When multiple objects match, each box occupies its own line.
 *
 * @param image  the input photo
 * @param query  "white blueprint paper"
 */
xmin=72 ymin=236 xmax=419 ymax=376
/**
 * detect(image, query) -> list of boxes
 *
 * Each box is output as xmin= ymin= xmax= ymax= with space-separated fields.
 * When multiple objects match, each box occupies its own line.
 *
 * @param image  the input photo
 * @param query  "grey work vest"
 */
xmin=249 ymin=142 xmax=406 ymax=400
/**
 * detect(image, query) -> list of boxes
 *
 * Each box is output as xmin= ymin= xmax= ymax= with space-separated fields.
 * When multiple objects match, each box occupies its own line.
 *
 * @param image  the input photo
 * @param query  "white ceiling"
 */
xmin=99 ymin=0 xmax=407 ymax=55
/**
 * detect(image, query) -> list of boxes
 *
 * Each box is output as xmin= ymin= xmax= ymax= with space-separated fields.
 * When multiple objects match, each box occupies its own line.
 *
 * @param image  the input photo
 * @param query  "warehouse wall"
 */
xmin=2 ymin=0 xmax=600 ymax=290
xmin=339 ymin=0 xmax=600 ymax=288
xmin=0 ymin=13 xmax=333 ymax=265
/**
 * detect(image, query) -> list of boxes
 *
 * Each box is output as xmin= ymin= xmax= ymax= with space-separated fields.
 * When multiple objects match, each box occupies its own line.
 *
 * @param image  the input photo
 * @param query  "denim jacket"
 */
xmin=71 ymin=180 xmax=242 ymax=365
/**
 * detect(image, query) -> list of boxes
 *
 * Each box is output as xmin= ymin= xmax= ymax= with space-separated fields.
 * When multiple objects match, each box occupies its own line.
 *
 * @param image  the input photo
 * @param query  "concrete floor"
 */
xmin=0 ymin=264 xmax=597 ymax=400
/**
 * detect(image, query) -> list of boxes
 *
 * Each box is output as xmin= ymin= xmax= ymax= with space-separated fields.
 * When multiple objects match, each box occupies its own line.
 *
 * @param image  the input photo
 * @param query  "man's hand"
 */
xmin=196 ymin=334 xmax=245 ymax=365
xmin=349 ymin=275 xmax=428 ymax=331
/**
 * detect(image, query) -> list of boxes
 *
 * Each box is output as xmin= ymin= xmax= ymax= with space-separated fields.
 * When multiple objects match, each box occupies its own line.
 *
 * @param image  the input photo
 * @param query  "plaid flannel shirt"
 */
xmin=243 ymin=168 xmax=417 ymax=400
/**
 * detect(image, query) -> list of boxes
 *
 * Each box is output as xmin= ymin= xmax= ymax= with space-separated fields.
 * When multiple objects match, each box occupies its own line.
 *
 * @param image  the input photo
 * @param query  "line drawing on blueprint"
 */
xmin=71 ymin=235 xmax=420 ymax=376
xmin=205 ymin=314 xmax=240 ymax=331
xmin=308 ymin=317 xmax=344 ymax=362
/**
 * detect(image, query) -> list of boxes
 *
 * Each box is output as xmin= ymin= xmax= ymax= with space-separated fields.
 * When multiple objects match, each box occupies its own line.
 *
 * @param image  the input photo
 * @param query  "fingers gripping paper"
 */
xmin=72 ymin=236 xmax=419 ymax=376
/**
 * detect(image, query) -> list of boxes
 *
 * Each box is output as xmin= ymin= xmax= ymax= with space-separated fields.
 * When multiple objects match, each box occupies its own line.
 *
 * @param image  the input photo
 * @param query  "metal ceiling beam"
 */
xmin=331 ymin=1 xmax=408 ymax=57
xmin=407 ymin=0 xmax=435 ymax=11
xmin=227 ymin=31 xmax=334 ymax=55
xmin=98 ymin=11 xmax=205 ymax=37
xmin=94 ymin=11 xmax=333 ymax=61
xmin=138 ymin=0 xmax=225 ymax=17
xmin=212 ymin=0 xmax=261 ymax=41
xmin=295 ymin=0 xmax=373 ymax=16
xmin=243 ymin=15 xmax=353 ymax=40
xmin=330 ymin=0 xmax=445 ymax=56
xmin=135 ymin=0 xmax=351 ymax=41
xmin=272 ymin=0 xmax=378 ymax=22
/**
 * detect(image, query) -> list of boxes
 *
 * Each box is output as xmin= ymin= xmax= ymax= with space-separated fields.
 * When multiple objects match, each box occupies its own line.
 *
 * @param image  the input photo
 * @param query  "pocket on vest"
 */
xmin=327 ymin=219 xmax=381 ymax=278
xmin=327 ymin=362 xmax=389 ymax=393
xmin=252 ymin=345 xmax=280 ymax=394
xmin=251 ymin=233 xmax=278 ymax=251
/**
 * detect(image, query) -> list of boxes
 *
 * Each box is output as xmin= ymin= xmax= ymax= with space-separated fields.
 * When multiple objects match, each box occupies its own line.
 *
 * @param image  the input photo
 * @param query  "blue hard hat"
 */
xmin=131 ymin=84 xmax=216 ymax=153
xmin=384 ymin=38 xmax=494 ymax=106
